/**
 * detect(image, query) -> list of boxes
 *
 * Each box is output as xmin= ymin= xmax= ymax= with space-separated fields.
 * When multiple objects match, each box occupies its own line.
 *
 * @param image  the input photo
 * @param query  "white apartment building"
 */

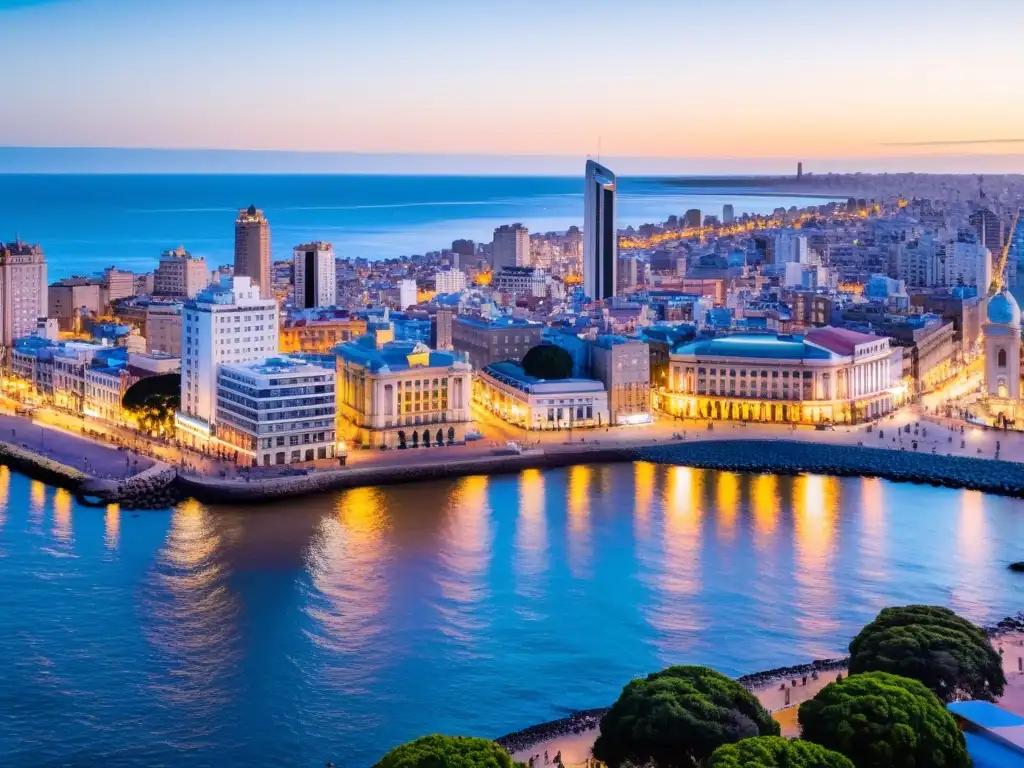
xmin=492 ymin=223 xmax=530 ymax=270
xmin=176 ymin=276 xmax=279 ymax=449
xmin=0 ymin=240 xmax=47 ymax=348
xmin=492 ymin=266 xmax=546 ymax=297
xmin=216 ymin=356 xmax=337 ymax=466
xmin=948 ymin=240 xmax=992 ymax=290
xmin=399 ymin=279 xmax=417 ymax=310
xmin=102 ymin=267 xmax=135 ymax=304
xmin=154 ymin=246 xmax=210 ymax=298
xmin=293 ymin=242 xmax=336 ymax=309
xmin=435 ymin=267 xmax=466 ymax=294
xmin=474 ymin=361 xmax=610 ymax=430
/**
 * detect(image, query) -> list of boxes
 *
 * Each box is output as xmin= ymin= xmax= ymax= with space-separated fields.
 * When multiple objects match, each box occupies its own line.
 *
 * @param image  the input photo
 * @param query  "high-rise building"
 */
xmin=0 ymin=240 xmax=47 ymax=348
xmin=451 ymin=239 xmax=476 ymax=258
xmin=683 ymin=209 xmax=702 ymax=228
xmin=48 ymin=277 xmax=103 ymax=331
xmin=617 ymin=255 xmax=639 ymax=292
xmin=154 ymin=246 xmax=210 ymax=298
xmin=234 ymin=205 xmax=272 ymax=300
xmin=102 ymin=267 xmax=135 ymax=305
xmin=175 ymin=276 xmax=279 ymax=450
xmin=399 ymin=279 xmax=417 ymax=310
xmin=797 ymin=162 xmax=803 ymax=181
xmin=435 ymin=267 xmax=467 ymax=294
xmin=583 ymin=160 xmax=617 ymax=301
xmin=969 ymin=208 xmax=1004 ymax=272
xmin=492 ymin=223 xmax=530 ymax=270
xmin=292 ymin=242 xmax=336 ymax=309
xmin=722 ymin=204 xmax=735 ymax=225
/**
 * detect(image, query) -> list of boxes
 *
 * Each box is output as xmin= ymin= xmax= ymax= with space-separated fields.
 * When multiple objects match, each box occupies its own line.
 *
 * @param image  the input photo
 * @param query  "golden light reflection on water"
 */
xmin=566 ymin=465 xmax=592 ymax=577
xmin=792 ymin=474 xmax=840 ymax=646
xmin=104 ymin=504 xmax=120 ymax=550
xmin=53 ymin=488 xmax=72 ymax=543
xmin=0 ymin=465 xmax=9 ymax=529
xmin=951 ymin=489 xmax=987 ymax=614
xmin=144 ymin=498 xmax=238 ymax=715
xmin=716 ymin=472 xmax=739 ymax=540
xmin=858 ymin=478 xmax=886 ymax=585
xmin=436 ymin=475 xmax=492 ymax=643
xmin=751 ymin=474 xmax=779 ymax=548
xmin=306 ymin=485 xmax=391 ymax=690
xmin=647 ymin=465 xmax=704 ymax=661
xmin=514 ymin=469 xmax=547 ymax=600
xmin=633 ymin=462 xmax=655 ymax=543
xmin=29 ymin=479 xmax=45 ymax=521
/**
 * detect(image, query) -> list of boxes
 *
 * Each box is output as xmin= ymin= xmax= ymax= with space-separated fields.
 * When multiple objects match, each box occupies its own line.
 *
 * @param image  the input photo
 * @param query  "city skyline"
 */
xmin=2 ymin=0 xmax=1024 ymax=174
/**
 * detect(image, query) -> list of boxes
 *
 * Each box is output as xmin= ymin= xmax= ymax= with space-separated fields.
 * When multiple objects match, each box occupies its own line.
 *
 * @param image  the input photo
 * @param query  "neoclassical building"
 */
xmin=983 ymin=289 xmax=1022 ymax=422
xmin=660 ymin=328 xmax=896 ymax=424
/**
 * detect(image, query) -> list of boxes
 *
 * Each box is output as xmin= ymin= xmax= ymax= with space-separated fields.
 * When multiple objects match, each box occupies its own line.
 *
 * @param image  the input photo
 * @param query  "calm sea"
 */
xmin=0 ymin=175 xmax=830 ymax=279
xmin=0 ymin=463 xmax=1021 ymax=766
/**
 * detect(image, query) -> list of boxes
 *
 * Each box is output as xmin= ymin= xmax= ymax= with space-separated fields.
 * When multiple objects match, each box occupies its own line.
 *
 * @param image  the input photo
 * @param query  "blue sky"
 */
xmin=3 ymin=0 xmax=1024 ymax=173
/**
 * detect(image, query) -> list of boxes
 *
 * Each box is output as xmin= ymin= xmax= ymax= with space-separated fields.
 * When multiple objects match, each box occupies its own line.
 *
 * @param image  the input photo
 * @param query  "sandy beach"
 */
xmin=508 ymin=631 xmax=1024 ymax=765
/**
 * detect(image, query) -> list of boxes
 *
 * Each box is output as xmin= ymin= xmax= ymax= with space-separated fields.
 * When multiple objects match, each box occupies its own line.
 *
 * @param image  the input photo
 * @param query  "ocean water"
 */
xmin=0 ymin=464 xmax=1021 ymax=766
xmin=0 ymin=175 xmax=830 ymax=279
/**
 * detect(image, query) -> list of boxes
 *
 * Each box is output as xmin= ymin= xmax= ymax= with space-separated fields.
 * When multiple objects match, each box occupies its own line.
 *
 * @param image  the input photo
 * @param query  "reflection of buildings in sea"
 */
xmin=715 ymin=471 xmax=739 ymax=540
xmin=514 ymin=468 xmax=548 ymax=599
xmin=566 ymin=465 xmax=593 ymax=578
xmin=792 ymin=474 xmax=840 ymax=649
xmin=105 ymin=503 xmax=120 ymax=550
xmin=0 ymin=465 xmax=9 ymax=528
xmin=53 ymin=487 xmax=72 ymax=543
xmin=661 ymin=328 xmax=897 ymax=424
xmin=951 ymin=489 xmax=988 ymax=615
xmin=436 ymin=476 xmax=493 ymax=644
xmin=633 ymin=461 xmax=656 ymax=542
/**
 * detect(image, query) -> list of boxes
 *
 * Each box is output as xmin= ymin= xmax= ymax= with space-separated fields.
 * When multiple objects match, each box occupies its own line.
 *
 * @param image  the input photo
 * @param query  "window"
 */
xmin=998 ymin=348 xmax=1007 ymax=368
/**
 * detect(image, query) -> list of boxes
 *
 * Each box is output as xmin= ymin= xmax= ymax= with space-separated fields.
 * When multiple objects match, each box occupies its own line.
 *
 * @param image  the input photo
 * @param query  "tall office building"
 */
xmin=176 ymin=276 xmax=279 ymax=449
xmin=722 ymin=204 xmax=735 ymax=225
xmin=398 ymin=279 xmax=417 ymax=310
xmin=969 ymin=208 xmax=1004 ymax=266
xmin=154 ymin=246 xmax=210 ymax=298
xmin=583 ymin=160 xmax=617 ymax=301
xmin=234 ymin=205 xmax=272 ymax=300
xmin=492 ymin=223 xmax=530 ymax=270
xmin=102 ymin=266 xmax=135 ymax=304
xmin=292 ymin=242 xmax=336 ymax=309
xmin=0 ymin=240 xmax=47 ymax=348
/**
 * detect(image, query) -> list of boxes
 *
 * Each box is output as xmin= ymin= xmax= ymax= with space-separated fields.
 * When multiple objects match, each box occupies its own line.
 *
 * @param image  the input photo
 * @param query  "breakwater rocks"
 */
xmin=78 ymin=464 xmax=180 ymax=510
xmin=987 ymin=612 xmax=1024 ymax=636
xmin=737 ymin=658 xmax=848 ymax=691
xmin=0 ymin=439 xmax=86 ymax=489
xmin=495 ymin=708 xmax=608 ymax=757
xmin=635 ymin=439 xmax=1024 ymax=498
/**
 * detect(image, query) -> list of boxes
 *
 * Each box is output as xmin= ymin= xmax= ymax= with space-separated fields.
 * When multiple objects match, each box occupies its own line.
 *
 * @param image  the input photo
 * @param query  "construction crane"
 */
xmin=990 ymin=207 xmax=1021 ymax=294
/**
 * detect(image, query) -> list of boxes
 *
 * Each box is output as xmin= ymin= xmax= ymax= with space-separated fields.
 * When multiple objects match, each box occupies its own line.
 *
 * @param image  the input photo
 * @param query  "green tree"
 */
xmin=373 ymin=734 xmax=521 ymax=768
xmin=848 ymin=604 xmax=1005 ymax=702
xmin=521 ymin=344 xmax=573 ymax=380
xmin=593 ymin=665 xmax=779 ymax=768
xmin=708 ymin=736 xmax=853 ymax=768
xmin=122 ymin=372 xmax=181 ymax=437
xmin=797 ymin=671 xmax=969 ymax=768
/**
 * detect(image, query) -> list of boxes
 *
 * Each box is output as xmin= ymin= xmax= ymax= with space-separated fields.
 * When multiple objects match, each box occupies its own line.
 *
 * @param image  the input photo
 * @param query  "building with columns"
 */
xmin=661 ymin=328 xmax=896 ymax=424
xmin=335 ymin=313 xmax=472 ymax=449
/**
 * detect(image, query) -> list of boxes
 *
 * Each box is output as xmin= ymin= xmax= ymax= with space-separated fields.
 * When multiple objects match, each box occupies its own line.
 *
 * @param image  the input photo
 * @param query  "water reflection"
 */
xmin=792 ymin=474 xmax=840 ymax=652
xmin=0 ymin=465 xmax=9 ymax=533
xmin=952 ymin=490 xmax=988 ymax=614
xmin=633 ymin=462 xmax=655 ymax=543
xmin=566 ymin=465 xmax=592 ymax=577
xmin=29 ymin=479 xmax=45 ymax=525
xmin=435 ymin=476 xmax=493 ymax=646
xmin=104 ymin=504 xmax=120 ymax=551
xmin=751 ymin=474 xmax=779 ymax=548
xmin=52 ymin=488 xmax=72 ymax=544
xmin=858 ymin=478 xmax=886 ymax=586
xmin=306 ymin=486 xmax=391 ymax=694
xmin=716 ymin=472 xmax=739 ymax=540
xmin=514 ymin=469 xmax=548 ymax=602
xmin=142 ymin=498 xmax=239 ymax=729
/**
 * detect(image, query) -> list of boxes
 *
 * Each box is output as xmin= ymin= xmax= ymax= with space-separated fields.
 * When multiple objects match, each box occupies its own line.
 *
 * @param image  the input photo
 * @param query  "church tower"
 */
xmin=983 ymin=288 xmax=1022 ymax=421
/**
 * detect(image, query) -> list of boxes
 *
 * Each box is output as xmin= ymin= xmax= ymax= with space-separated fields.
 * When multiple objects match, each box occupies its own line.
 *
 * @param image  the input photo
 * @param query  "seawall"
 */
xmin=0 ymin=439 xmax=86 ymax=490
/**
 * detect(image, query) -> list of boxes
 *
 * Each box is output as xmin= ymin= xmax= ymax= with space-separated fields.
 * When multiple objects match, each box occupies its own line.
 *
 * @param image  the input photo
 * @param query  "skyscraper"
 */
xmin=492 ymin=223 xmax=529 ymax=270
xmin=0 ymin=239 xmax=47 ymax=348
xmin=234 ymin=205 xmax=272 ymax=300
xmin=584 ymin=160 xmax=617 ymax=301
xmin=292 ymin=242 xmax=336 ymax=309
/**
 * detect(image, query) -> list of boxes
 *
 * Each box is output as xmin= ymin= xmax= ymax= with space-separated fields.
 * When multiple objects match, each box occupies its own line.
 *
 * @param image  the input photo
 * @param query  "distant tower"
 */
xmin=292 ymin=241 xmax=336 ymax=309
xmin=584 ymin=159 xmax=617 ymax=301
xmin=234 ymin=205 xmax=272 ymax=300
xmin=983 ymin=289 xmax=1022 ymax=423
xmin=797 ymin=162 xmax=803 ymax=181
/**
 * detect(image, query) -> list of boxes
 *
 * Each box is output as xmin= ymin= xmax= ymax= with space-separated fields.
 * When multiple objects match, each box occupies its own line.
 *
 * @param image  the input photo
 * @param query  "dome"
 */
xmin=986 ymin=290 xmax=1021 ymax=327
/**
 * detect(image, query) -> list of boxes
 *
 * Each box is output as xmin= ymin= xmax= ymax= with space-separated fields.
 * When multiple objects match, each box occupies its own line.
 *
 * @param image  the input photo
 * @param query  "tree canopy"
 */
xmin=708 ymin=736 xmax=854 ymax=768
xmin=373 ymin=734 xmax=521 ymax=768
xmin=122 ymin=372 xmax=181 ymax=437
xmin=797 ymin=671 xmax=969 ymax=768
xmin=592 ymin=665 xmax=779 ymax=768
xmin=847 ymin=604 xmax=1005 ymax=702
xmin=521 ymin=344 xmax=573 ymax=380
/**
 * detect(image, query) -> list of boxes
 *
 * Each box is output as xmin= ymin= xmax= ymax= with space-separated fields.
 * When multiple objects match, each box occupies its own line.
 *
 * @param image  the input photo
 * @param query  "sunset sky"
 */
xmin=3 ymin=0 xmax=1024 ymax=173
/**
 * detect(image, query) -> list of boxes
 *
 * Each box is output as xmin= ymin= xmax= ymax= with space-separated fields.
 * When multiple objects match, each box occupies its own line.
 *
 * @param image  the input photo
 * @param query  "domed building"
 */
xmin=983 ymin=288 xmax=1022 ymax=421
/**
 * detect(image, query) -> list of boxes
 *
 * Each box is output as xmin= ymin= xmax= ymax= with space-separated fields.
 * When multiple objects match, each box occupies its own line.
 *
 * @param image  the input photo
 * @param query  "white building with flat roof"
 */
xmin=293 ymin=241 xmax=336 ymax=309
xmin=474 ymin=360 xmax=610 ymax=430
xmin=216 ymin=356 xmax=337 ymax=466
xmin=399 ymin=279 xmax=417 ymax=310
xmin=176 ymin=276 xmax=279 ymax=449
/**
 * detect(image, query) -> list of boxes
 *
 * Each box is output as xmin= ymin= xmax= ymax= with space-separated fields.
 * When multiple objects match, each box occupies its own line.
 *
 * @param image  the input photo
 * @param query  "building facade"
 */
xmin=154 ymin=246 xmax=209 ymax=298
xmin=234 ymin=205 xmax=272 ymax=300
xmin=492 ymin=266 xmax=546 ymax=297
xmin=661 ymin=329 xmax=895 ymax=424
xmin=176 ymin=277 xmax=279 ymax=449
xmin=145 ymin=302 xmax=184 ymax=356
xmin=48 ymin=277 xmax=103 ymax=331
xmin=0 ymin=240 xmax=47 ymax=349
xmin=584 ymin=160 xmax=617 ymax=301
xmin=983 ymin=290 xmax=1021 ymax=421
xmin=279 ymin=312 xmax=367 ymax=354
xmin=435 ymin=267 xmax=466 ymax=294
xmin=335 ymin=319 xmax=472 ymax=449
xmin=591 ymin=336 xmax=652 ymax=425
xmin=450 ymin=315 xmax=543 ymax=371
xmin=293 ymin=241 xmax=336 ymax=309
xmin=492 ymin=223 xmax=530 ymax=270
xmin=474 ymin=360 xmax=610 ymax=430
xmin=216 ymin=356 xmax=338 ymax=466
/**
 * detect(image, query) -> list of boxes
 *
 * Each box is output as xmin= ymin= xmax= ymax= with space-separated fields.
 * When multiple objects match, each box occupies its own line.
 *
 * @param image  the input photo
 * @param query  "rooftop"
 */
xmin=674 ymin=333 xmax=836 ymax=361
xmin=336 ymin=334 xmax=462 ymax=373
xmin=805 ymin=326 xmax=883 ymax=355
xmin=483 ymin=361 xmax=606 ymax=395
xmin=220 ymin=356 xmax=333 ymax=378
xmin=453 ymin=314 xmax=541 ymax=329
